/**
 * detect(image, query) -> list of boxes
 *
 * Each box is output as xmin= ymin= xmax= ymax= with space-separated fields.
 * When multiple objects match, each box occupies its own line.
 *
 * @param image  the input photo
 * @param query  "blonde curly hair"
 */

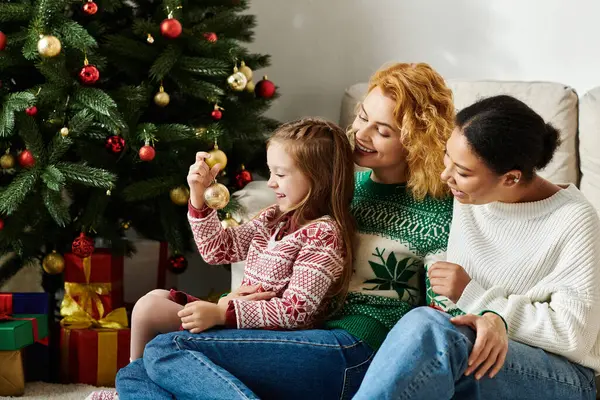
xmin=368 ymin=62 xmax=455 ymax=200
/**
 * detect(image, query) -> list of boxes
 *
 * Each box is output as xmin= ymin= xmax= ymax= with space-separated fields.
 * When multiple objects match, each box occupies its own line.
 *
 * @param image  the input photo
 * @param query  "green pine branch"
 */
xmin=158 ymin=197 xmax=186 ymax=254
xmin=68 ymin=109 xmax=95 ymax=135
xmin=36 ymin=58 xmax=74 ymax=86
xmin=0 ymin=92 xmax=35 ymax=137
xmin=42 ymin=186 xmax=70 ymax=227
xmin=56 ymin=20 xmax=98 ymax=52
xmin=136 ymin=123 xmax=157 ymax=143
xmin=177 ymin=57 xmax=230 ymax=77
xmin=48 ymin=135 xmax=73 ymax=164
xmin=55 ymin=162 xmax=116 ymax=188
xmin=170 ymin=72 xmax=224 ymax=102
xmin=122 ymin=176 xmax=182 ymax=202
xmin=104 ymin=34 xmax=159 ymax=63
xmin=41 ymin=165 xmax=66 ymax=192
xmin=73 ymin=87 xmax=117 ymax=117
xmin=0 ymin=169 xmax=40 ymax=215
xmin=77 ymin=189 xmax=109 ymax=232
xmin=16 ymin=114 xmax=45 ymax=161
xmin=149 ymin=45 xmax=182 ymax=82
xmin=156 ymin=124 xmax=196 ymax=142
xmin=0 ymin=4 xmax=32 ymax=22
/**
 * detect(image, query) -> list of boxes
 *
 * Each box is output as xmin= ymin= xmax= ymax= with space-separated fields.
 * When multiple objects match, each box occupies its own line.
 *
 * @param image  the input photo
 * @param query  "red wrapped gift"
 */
xmin=63 ymin=250 xmax=124 ymax=320
xmin=60 ymin=327 xmax=130 ymax=387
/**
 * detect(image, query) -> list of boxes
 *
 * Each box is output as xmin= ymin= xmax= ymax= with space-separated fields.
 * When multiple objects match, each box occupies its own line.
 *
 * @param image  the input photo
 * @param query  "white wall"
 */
xmin=247 ymin=0 xmax=600 ymax=125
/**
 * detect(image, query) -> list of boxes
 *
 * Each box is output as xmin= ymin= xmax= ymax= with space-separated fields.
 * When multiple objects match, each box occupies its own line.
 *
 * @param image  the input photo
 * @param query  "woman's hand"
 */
xmin=428 ymin=262 xmax=472 ymax=303
xmin=187 ymin=152 xmax=221 ymax=209
xmin=451 ymin=313 xmax=509 ymax=379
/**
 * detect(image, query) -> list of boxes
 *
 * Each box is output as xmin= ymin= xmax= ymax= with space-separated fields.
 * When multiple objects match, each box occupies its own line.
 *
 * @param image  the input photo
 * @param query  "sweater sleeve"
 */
xmin=188 ymin=204 xmax=274 ymax=265
xmin=230 ymin=221 xmax=345 ymax=329
xmin=456 ymin=213 xmax=600 ymax=361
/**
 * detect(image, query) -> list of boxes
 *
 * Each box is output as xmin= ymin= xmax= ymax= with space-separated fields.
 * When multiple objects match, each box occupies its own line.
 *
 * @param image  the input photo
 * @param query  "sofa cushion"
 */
xmin=339 ymin=81 xmax=579 ymax=185
xmin=578 ymin=87 xmax=600 ymax=214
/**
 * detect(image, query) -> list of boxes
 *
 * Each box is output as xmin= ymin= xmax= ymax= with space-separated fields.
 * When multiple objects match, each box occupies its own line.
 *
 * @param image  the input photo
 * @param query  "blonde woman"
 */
xmin=115 ymin=63 xmax=456 ymax=400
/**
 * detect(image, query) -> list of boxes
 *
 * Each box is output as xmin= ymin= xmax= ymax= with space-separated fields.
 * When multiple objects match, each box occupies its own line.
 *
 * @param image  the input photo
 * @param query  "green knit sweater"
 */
xmin=325 ymin=171 xmax=453 ymax=350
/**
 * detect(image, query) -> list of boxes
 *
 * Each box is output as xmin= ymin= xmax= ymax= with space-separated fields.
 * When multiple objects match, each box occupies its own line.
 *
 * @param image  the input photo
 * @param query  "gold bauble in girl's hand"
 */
xmin=37 ymin=35 xmax=62 ymax=58
xmin=245 ymin=80 xmax=255 ymax=93
xmin=239 ymin=61 xmax=253 ymax=80
xmin=203 ymin=182 xmax=230 ymax=210
xmin=220 ymin=213 xmax=239 ymax=229
xmin=42 ymin=250 xmax=65 ymax=275
xmin=206 ymin=145 xmax=227 ymax=171
xmin=170 ymin=186 xmax=190 ymax=206
xmin=227 ymin=67 xmax=248 ymax=91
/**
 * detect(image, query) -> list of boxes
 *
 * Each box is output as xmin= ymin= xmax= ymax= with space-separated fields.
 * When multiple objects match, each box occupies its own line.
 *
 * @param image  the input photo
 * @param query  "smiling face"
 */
xmin=266 ymin=140 xmax=311 ymax=212
xmin=351 ymin=86 xmax=408 ymax=183
xmin=441 ymin=128 xmax=516 ymax=204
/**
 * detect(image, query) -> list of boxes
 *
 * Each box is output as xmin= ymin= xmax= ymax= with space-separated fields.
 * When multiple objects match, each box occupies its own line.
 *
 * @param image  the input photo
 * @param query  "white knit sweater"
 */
xmin=447 ymin=184 xmax=600 ymax=373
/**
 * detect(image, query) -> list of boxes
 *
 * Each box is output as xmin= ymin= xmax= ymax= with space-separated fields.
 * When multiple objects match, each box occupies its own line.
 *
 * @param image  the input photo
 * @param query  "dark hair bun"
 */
xmin=537 ymin=123 xmax=560 ymax=169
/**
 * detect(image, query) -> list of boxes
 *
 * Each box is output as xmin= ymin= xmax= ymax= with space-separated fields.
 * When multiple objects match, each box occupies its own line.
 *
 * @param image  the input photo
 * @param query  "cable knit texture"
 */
xmin=188 ymin=205 xmax=345 ymax=330
xmin=444 ymin=184 xmax=600 ymax=373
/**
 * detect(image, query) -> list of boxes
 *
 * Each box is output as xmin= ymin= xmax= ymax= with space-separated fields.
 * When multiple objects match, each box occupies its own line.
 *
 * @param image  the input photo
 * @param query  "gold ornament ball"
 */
xmin=239 ymin=61 xmax=253 ymax=80
xmin=42 ymin=251 xmax=65 ymax=275
xmin=0 ymin=154 xmax=15 ymax=169
xmin=245 ymin=80 xmax=255 ymax=93
xmin=170 ymin=186 xmax=190 ymax=206
xmin=203 ymin=182 xmax=230 ymax=210
xmin=60 ymin=127 xmax=69 ymax=137
xmin=227 ymin=71 xmax=248 ymax=92
xmin=37 ymin=35 xmax=62 ymax=58
xmin=220 ymin=213 xmax=239 ymax=229
xmin=154 ymin=91 xmax=170 ymax=107
xmin=206 ymin=146 xmax=228 ymax=171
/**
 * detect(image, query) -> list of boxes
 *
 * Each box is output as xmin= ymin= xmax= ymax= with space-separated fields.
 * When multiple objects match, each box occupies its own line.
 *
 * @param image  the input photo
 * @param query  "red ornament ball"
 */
xmin=0 ymin=32 xmax=6 ymax=51
xmin=168 ymin=254 xmax=188 ymax=274
xmin=160 ymin=18 xmax=182 ymax=39
xmin=72 ymin=232 xmax=95 ymax=258
xmin=82 ymin=0 xmax=98 ymax=15
xmin=0 ymin=218 xmax=4 ymax=231
xmin=25 ymin=106 xmax=38 ymax=116
xmin=203 ymin=32 xmax=218 ymax=43
xmin=255 ymin=77 xmax=276 ymax=99
xmin=105 ymin=135 xmax=125 ymax=153
xmin=139 ymin=145 xmax=156 ymax=162
xmin=79 ymin=64 xmax=100 ymax=85
xmin=17 ymin=150 xmax=35 ymax=168
xmin=235 ymin=166 xmax=253 ymax=190
xmin=211 ymin=109 xmax=222 ymax=121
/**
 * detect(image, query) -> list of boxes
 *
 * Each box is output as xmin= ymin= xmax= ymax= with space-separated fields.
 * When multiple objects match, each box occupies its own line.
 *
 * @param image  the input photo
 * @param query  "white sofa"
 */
xmin=230 ymin=80 xmax=600 ymax=393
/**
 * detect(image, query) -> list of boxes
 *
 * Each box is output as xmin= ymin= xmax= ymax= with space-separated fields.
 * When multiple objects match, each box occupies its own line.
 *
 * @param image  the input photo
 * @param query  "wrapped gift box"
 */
xmin=60 ymin=327 xmax=130 ymax=387
xmin=0 ymin=292 xmax=50 ymax=314
xmin=0 ymin=314 xmax=48 ymax=351
xmin=63 ymin=250 xmax=124 ymax=320
xmin=0 ymin=350 xmax=25 ymax=396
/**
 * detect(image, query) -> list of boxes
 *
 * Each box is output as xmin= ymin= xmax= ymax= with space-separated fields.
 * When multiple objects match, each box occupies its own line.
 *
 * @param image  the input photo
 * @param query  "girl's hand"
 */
xmin=187 ymin=152 xmax=221 ymax=209
xmin=217 ymin=284 xmax=276 ymax=308
xmin=178 ymin=300 xmax=224 ymax=334
xmin=451 ymin=313 xmax=508 ymax=379
xmin=428 ymin=262 xmax=472 ymax=303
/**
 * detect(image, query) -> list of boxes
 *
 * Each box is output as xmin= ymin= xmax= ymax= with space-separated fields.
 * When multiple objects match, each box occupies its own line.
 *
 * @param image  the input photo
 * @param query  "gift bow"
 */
xmin=60 ymin=293 xmax=128 ymax=330
xmin=62 ymin=282 xmax=113 ymax=321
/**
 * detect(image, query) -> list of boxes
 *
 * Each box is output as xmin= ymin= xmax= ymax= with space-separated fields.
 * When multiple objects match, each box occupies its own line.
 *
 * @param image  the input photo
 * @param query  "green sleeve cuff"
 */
xmin=479 ymin=309 xmax=508 ymax=332
xmin=219 ymin=292 xmax=230 ymax=299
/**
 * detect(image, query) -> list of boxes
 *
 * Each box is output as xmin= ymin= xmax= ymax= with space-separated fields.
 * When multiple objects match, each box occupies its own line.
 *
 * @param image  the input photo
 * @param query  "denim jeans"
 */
xmin=354 ymin=307 xmax=597 ymax=400
xmin=116 ymin=328 xmax=373 ymax=400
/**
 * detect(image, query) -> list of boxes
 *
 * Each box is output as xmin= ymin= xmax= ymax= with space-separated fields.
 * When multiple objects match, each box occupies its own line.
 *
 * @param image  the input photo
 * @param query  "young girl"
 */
xmin=129 ymin=117 xmax=356 ymax=360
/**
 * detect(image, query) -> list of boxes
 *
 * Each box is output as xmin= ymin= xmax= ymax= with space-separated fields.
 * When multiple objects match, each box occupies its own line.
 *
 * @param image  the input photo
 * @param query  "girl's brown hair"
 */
xmin=368 ymin=62 xmax=455 ymax=200
xmin=267 ymin=118 xmax=356 ymax=305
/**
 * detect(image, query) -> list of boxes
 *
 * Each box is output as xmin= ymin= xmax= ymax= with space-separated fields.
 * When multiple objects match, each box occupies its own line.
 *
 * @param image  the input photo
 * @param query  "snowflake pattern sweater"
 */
xmin=188 ymin=204 xmax=345 ymax=330
xmin=325 ymin=171 xmax=454 ymax=350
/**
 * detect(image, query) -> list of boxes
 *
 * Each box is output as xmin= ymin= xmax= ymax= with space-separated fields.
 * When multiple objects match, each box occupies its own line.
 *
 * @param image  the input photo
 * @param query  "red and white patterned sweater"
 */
xmin=188 ymin=204 xmax=345 ymax=329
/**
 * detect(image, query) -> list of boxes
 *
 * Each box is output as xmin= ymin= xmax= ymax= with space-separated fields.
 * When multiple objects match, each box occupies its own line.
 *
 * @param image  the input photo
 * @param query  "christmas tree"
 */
xmin=0 ymin=0 xmax=277 ymax=286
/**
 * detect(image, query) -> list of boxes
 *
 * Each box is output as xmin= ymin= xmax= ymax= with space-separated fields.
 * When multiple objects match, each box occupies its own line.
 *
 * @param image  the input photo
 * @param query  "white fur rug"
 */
xmin=0 ymin=382 xmax=111 ymax=399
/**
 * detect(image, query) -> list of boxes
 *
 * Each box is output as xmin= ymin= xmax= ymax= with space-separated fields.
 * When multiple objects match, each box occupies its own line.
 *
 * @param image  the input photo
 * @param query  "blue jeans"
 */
xmin=116 ymin=328 xmax=373 ymax=400
xmin=354 ymin=307 xmax=597 ymax=400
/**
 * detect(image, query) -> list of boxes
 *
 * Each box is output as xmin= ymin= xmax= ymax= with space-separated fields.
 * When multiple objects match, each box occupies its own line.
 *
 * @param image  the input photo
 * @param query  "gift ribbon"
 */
xmin=0 ymin=294 xmax=13 ymax=314
xmin=60 ymin=293 xmax=128 ymax=330
xmin=0 ymin=313 xmax=47 ymax=345
xmin=62 ymin=282 xmax=113 ymax=321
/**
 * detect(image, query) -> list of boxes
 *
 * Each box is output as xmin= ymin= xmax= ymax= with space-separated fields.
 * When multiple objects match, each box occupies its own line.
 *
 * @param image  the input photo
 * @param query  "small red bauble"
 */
xmin=203 ymin=32 xmax=218 ymax=43
xmin=0 ymin=218 xmax=4 ymax=231
xmin=17 ymin=150 xmax=35 ymax=168
xmin=25 ymin=106 xmax=38 ymax=116
xmin=139 ymin=145 xmax=156 ymax=162
xmin=211 ymin=109 xmax=222 ymax=121
xmin=82 ymin=0 xmax=98 ymax=15
xmin=235 ymin=165 xmax=253 ymax=190
xmin=79 ymin=64 xmax=100 ymax=85
xmin=255 ymin=76 xmax=276 ymax=99
xmin=72 ymin=232 xmax=95 ymax=258
xmin=105 ymin=135 xmax=126 ymax=153
xmin=168 ymin=254 xmax=188 ymax=274
xmin=160 ymin=18 xmax=182 ymax=39
xmin=0 ymin=32 xmax=6 ymax=51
